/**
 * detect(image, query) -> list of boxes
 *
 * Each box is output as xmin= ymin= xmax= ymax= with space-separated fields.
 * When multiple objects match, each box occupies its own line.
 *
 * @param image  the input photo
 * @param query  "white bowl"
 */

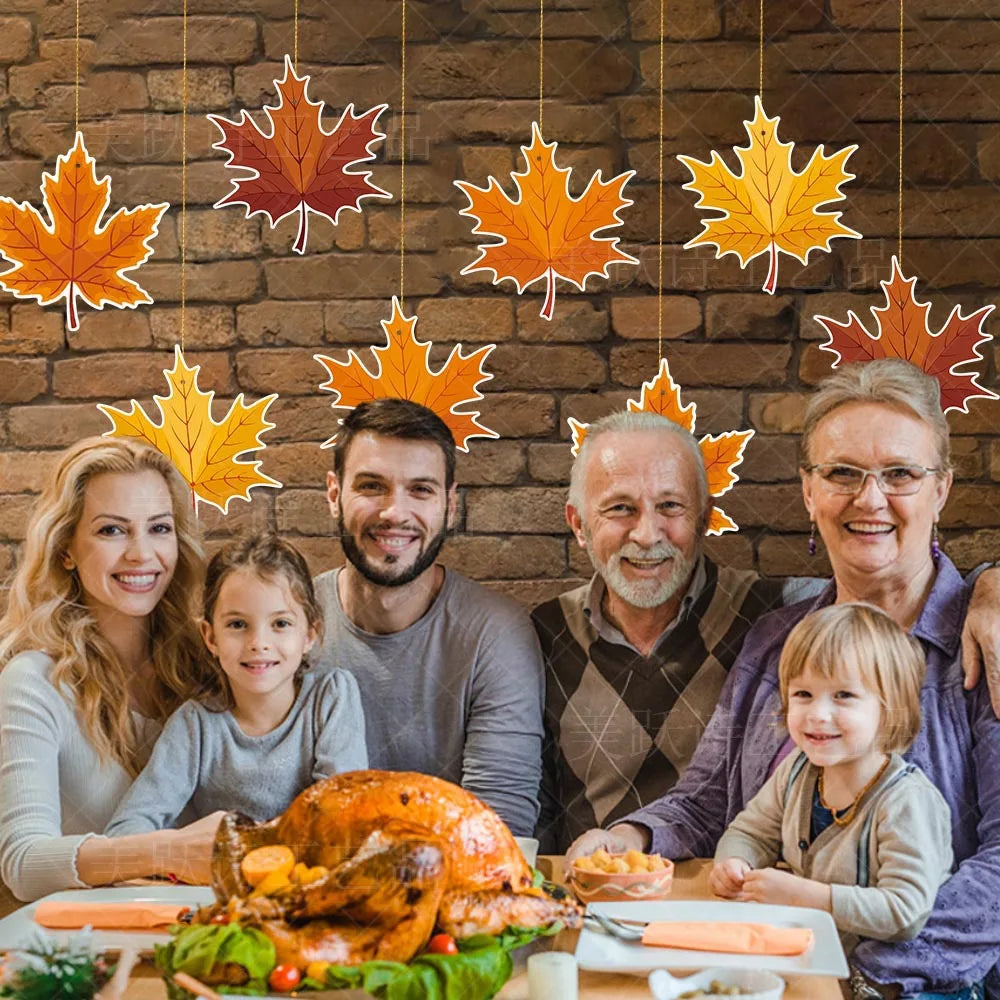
xmin=514 ymin=836 xmax=539 ymax=868
xmin=649 ymin=967 xmax=785 ymax=1000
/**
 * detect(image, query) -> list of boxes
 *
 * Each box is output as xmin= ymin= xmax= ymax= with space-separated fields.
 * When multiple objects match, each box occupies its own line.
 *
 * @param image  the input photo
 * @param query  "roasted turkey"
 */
xmin=201 ymin=770 xmax=581 ymax=968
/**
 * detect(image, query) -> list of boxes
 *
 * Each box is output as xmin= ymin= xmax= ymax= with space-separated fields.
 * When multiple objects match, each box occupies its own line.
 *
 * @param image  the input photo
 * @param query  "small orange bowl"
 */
xmin=568 ymin=855 xmax=674 ymax=903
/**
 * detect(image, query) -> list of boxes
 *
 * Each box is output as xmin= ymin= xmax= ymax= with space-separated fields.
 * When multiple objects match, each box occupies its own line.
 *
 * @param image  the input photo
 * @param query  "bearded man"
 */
xmin=311 ymin=398 xmax=544 ymax=837
xmin=531 ymin=411 xmax=823 ymax=851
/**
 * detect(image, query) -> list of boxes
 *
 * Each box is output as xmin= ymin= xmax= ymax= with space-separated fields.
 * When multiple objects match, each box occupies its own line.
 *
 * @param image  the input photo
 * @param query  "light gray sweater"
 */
xmin=716 ymin=751 xmax=953 ymax=950
xmin=311 ymin=567 xmax=545 ymax=837
xmin=0 ymin=651 xmax=162 ymax=901
xmin=105 ymin=669 xmax=367 ymax=835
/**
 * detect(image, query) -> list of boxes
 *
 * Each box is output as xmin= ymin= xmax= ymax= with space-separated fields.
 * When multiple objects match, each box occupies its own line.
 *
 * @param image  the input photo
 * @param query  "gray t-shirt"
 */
xmin=312 ymin=567 xmax=544 ymax=837
xmin=105 ymin=669 xmax=367 ymax=835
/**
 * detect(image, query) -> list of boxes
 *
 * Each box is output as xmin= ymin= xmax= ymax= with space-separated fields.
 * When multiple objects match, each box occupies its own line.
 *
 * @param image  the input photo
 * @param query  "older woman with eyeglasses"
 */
xmin=566 ymin=359 xmax=1000 ymax=1000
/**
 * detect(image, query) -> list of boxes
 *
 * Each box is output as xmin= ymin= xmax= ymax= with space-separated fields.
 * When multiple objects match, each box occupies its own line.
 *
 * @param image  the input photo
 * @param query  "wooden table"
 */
xmin=4 ymin=860 xmax=844 ymax=999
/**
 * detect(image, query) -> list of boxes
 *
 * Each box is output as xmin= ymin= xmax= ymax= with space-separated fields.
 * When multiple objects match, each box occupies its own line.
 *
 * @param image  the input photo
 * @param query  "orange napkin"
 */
xmin=34 ymin=901 xmax=186 ymax=930
xmin=641 ymin=921 xmax=813 ymax=956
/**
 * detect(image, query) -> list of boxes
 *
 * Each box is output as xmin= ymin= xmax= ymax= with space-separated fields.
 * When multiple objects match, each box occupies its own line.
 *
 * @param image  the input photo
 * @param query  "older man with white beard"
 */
xmin=531 ymin=411 xmax=822 ymax=852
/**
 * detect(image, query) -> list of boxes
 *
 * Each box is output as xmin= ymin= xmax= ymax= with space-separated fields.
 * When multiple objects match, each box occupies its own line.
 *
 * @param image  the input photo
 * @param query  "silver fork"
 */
xmin=585 ymin=909 xmax=645 ymax=941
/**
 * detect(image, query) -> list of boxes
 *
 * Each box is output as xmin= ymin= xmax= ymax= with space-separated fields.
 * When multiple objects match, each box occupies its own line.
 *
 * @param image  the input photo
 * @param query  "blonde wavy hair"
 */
xmin=0 ymin=437 xmax=213 ymax=775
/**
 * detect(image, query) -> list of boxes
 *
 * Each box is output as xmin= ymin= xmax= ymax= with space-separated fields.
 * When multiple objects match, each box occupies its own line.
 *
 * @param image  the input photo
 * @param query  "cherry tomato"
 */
xmin=268 ymin=964 xmax=302 ymax=992
xmin=427 ymin=933 xmax=459 ymax=955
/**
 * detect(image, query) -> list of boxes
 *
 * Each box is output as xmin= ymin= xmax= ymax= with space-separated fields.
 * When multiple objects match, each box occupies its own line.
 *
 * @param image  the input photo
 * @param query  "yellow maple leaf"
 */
xmin=314 ymin=296 xmax=498 ymax=451
xmin=679 ymin=97 xmax=860 ymax=294
xmin=456 ymin=123 xmax=637 ymax=320
xmin=99 ymin=346 xmax=280 ymax=514
xmin=568 ymin=357 xmax=753 ymax=535
xmin=0 ymin=132 xmax=167 ymax=331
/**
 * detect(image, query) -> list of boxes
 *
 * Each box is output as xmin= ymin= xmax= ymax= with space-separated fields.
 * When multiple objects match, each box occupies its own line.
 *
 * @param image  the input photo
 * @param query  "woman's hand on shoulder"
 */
xmin=709 ymin=857 xmax=751 ymax=898
xmin=163 ymin=810 xmax=227 ymax=885
xmin=564 ymin=823 xmax=649 ymax=867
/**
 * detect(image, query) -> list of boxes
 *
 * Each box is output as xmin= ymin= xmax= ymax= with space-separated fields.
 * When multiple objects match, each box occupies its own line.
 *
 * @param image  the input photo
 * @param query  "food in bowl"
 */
xmin=569 ymin=849 xmax=674 ymax=901
xmin=649 ymin=968 xmax=785 ymax=1000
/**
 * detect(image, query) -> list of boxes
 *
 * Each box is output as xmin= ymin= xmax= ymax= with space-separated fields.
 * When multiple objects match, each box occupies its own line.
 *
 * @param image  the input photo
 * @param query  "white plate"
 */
xmin=0 ymin=886 xmax=215 ymax=954
xmin=575 ymin=900 xmax=848 ymax=978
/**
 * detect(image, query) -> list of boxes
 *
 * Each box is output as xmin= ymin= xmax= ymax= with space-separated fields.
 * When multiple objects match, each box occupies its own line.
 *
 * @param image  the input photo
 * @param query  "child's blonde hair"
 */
xmin=778 ymin=603 xmax=925 ymax=753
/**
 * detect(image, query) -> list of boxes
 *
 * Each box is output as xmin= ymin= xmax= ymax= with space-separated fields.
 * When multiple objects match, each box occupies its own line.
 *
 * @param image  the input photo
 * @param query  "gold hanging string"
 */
xmin=898 ymin=0 xmax=904 ymax=264
xmin=294 ymin=0 xmax=299 ymax=70
xmin=657 ymin=0 xmax=664 ymax=359
xmin=758 ymin=0 xmax=764 ymax=98
xmin=538 ymin=0 xmax=544 ymax=132
xmin=400 ymin=0 xmax=406 ymax=306
xmin=181 ymin=0 xmax=188 ymax=348
xmin=74 ymin=0 xmax=80 ymax=131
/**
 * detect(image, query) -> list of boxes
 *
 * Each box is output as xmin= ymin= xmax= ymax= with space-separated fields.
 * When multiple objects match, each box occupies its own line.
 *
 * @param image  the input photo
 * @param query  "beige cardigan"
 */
xmin=715 ymin=751 xmax=953 ymax=951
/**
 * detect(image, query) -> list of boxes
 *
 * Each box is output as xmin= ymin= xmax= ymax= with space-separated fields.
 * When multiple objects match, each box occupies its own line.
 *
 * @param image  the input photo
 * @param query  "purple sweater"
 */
xmin=625 ymin=556 xmax=1000 ymax=997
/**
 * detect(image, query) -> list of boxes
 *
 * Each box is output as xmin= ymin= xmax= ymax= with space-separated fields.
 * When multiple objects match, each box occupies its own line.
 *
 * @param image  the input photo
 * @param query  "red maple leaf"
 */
xmin=209 ymin=55 xmax=390 ymax=254
xmin=815 ymin=256 xmax=996 ymax=413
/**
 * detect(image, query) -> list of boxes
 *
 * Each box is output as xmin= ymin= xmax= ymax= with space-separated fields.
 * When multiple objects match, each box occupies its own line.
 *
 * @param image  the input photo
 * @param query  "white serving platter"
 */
xmin=0 ymin=885 xmax=214 ymax=954
xmin=576 ymin=900 xmax=848 ymax=978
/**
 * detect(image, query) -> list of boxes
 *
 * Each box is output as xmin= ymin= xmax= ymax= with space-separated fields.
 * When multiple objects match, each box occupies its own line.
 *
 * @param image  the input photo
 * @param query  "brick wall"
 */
xmin=2 ymin=0 xmax=1000 ymax=605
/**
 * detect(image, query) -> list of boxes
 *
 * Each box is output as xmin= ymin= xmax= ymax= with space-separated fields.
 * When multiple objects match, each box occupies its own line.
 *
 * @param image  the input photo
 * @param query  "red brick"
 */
xmin=800 ymin=293 xmax=883 ymax=341
xmin=151 ymin=307 xmax=236 ymax=350
xmin=0 ymin=544 xmax=15 ymax=582
xmin=368 ymin=208 xmax=461 ymax=254
xmin=490 ymin=345 xmax=606 ymax=390
xmin=528 ymin=443 xmax=573 ymax=484
xmin=258 ymin=211 xmax=365 ymax=255
xmin=465 ymin=487 xmax=569 ymax=533
xmin=459 ymin=146 xmax=516 ymax=185
xmin=265 ymin=397 xmax=338 ymax=445
xmin=479 ymin=392 xmax=557 ymax=438
xmin=7 ymin=40 xmax=89 ymax=106
xmin=8 ymin=113 xmax=90 ymax=160
xmin=106 ymin=163 xmax=226 ymax=206
xmin=942 ymin=529 xmax=1000 ymax=573
xmin=234 ymin=62 xmax=397 ymax=113
xmin=611 ymin=296 xmax=700 ymax=340
xmin=617 ymin=92 xmax=749 ymax=143
xmin=980 ymin=132 xmax=1000 ymax=182
xmin=440 ymin=536 xmax=565 ymax=580
xmin=620 ymin=184 xmax=701 ymax=243
xmin=950 ymin=438 xmax=983 ymax=480
xmin=0 ymin=359 xmax=47 ymax=404
xmin=476 ymin=2 xmax=627 ymax=41
xmin=281 ymin=535 xmax=343 ymax=579
xmin=0 ymin=18 xmax=32 ymax=62
xmin=611 ymin=343 xmax=791 ymax=387
xmin=8 ymin=403 xmax=108 ymax=447
xmin=749 ymin=393 xmax=809 ymax=434
xmin=630 ymin=0 xmax=720 ymax=39
xmin=420 ymin=100 xmax=619 ymax=145
xmin=758 ymin=535 xmax=832 ymax=578
xmin=52 ymin=351 xmax=233 ymax=399
xmin=942 ymin=486 xmax=1000 ymax=529
xmin=851 ymin=124 xmax=974 ymax=188
xmin=721 ymin=485 xmax=811 ymax=531
xmin=3 ymin=307 xmax=63 ymax=356
xmin=740 ymin=436 xmax=801 ymax=483
xmin=726 ymin=0 xmax=822 ymax=35
xmin=687 ymin=390 xmax=744 ymax=433
xmin=561 ymin=391 xmax=631 ymax=429
xmin=371 ymin=152 xmax=462 ymax=206
xmin=323 ymin=301 xmax=397 ymax=345
xmin=638 ymin=42 xmax=760 ymax=91
xmin=416 ymin=298 xmax=515 ymax=344
xmin=950 ymin=399 xmax=1000 ymax=436
xmin=799 ymin=342 xmax=838 ymax=386
xmin=93 ymin=17 xmax=257 ymax=66
xmin=237 ymin=349 xmax=326 ymax=396
xmin=456 ymin=441 xmax=525 ymax=486
xmin=141 ymin=261 xmax=262 ymax=303
xmin=517 ymin=301 xmax=609 ymax=343
xmin=72 ymin=311 xmax=151 ymax=351
xmin=275 ymin=489 xmax=331 ymax=536
xmin=265 ymin=254 xmax=442 ymax=300
xmin=0 ymin=495 xmax=37 ymax=541
xmin=183 ymin=211 xmax=261 ymax=261
xmin=148 ymin=68 xmax=232 ymax=111
xmin=0 ymin=450 xmax=58 ymax=493
xmin=200 ymin=492 xmax=275 ymax=543
xmin=260 ymin=442 xmax=326 ymax=489
xmin=43 ymin=74 xmax=148 ymax=119
xmin=237 ymin=303 xmax=324 ymax=347
xmin=705 ymin=294 xmax=795 ymax=341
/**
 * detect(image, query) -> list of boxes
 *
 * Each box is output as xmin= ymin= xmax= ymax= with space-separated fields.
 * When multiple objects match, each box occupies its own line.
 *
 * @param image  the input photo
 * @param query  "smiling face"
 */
xmin=802 ymin=402 xmax=952 ymax=584
xmin=785 ymin=662 xmax=883 ymax=771
xmin=200 ymin=568 xmax=316 ymax=707
xmin=65 ymin=470 xmax=178 ymax=628
xmin=327 ymin=431 xmax=455 ymax=589
xmin=568 ymin=429 xmax=705 ymax=610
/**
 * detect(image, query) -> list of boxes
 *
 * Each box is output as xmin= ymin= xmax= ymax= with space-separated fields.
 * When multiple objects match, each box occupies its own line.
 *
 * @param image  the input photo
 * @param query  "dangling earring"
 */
xmin=931 ymin=522 xmax=941 ymax=565
xmin=808 ymin=522 xmax=817 ymax=557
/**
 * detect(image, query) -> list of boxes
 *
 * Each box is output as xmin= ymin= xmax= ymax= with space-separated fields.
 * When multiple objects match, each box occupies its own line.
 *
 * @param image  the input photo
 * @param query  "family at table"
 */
xmin=1 ymin=359 xmax=999 ymax=1000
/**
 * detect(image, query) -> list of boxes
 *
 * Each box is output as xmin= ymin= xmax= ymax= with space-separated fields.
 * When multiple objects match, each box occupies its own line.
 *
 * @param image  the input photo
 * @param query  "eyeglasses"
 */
xmin=803 ymin=463 xmax=943 ymax=496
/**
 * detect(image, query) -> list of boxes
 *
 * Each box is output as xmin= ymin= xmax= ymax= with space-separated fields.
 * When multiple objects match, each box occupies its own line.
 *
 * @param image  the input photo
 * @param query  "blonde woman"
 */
xmin=0 ymin=437 xmax=224 ymax=901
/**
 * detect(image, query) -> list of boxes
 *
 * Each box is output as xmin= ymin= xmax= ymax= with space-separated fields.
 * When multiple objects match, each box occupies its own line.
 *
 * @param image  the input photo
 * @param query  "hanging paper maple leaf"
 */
xmin=0 ymin=133 xmax=167 ymax=332
xmin=455 ymin=122 xmax=637 ymax=320
xmin=99 ymin=346 xmax=281 ymax=514
xmin=679 ymin=96 xmax=860 ymax=295
xmin=815 ymin=255 xmax=997 ymax=414
xmin=210 ymin=55 xmax=390 ymax=254
xmin=314 ymin=296 xmax=497 ymax=451
xmin=568 ymin=358 xmax=753 ymax=535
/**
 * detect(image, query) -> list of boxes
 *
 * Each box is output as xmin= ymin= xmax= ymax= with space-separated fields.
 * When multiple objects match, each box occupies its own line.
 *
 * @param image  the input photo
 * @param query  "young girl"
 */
xmin=106 ymin=533 xmax=367 ymax=835
xmin=710 ymin=602 xmax=953 ymax=951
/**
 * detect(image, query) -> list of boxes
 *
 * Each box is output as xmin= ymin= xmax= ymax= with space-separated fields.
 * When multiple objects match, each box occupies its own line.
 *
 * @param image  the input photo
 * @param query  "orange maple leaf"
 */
xmin=455 ymin=122 xmax=637 ymax=320
xmin=679 ymin=97 xmax=860 ymax=294
xmin=210 ymin=55 xmax=390 ymax=254
xmin=815 ymin=255 xmax=997 ymax=414
xmin=0 ymin=133 xmax=167 ymax=332
xmin=568 ymin=358 xmax=753 ymax=535
xmin=314 ymin=297 xmax=498 ymax=452
xmin=99 ymin=346 xmax=281 ymax=514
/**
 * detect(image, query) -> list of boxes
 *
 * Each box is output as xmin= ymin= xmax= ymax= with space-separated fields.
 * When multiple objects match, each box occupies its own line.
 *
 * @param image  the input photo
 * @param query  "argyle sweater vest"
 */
xmin=532 ymin=560 xmax=786 ymax=852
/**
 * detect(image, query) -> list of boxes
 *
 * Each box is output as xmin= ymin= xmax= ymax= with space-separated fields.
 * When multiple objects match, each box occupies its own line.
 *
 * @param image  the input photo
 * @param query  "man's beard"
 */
xmin=586 ymin=536 xmax=697 ymax=609
xmin=339 ymin=504 xmax=448 ymax=588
